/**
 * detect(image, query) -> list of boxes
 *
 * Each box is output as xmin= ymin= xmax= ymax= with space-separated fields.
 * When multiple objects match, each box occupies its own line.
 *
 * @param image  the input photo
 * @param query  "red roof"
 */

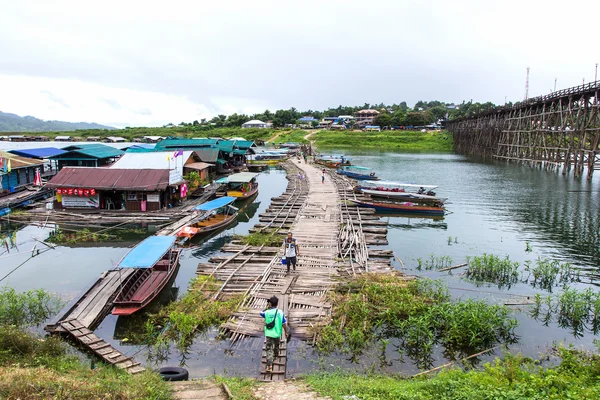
xmin=47 ymin=167 xmax=170 ymax=191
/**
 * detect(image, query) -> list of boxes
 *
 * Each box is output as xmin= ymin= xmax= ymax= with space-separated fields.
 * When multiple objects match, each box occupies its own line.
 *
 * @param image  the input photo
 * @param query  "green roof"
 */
xmin=51 ymin=144 xmax=124 ymax=159
xmin=233 ymin=149 xmax=247 ymax=155
xmin=216 ymin=158 xmax=227 ymax=164
xmin=194 ymin=148 xmax=220 ymax=163
xmin=217 ymin=141 xmax=235 ymax=154
xmin=154 ymin=138 xmax=218 ymax=150
xmin=233 ymin=140 xmax=256 ymax=149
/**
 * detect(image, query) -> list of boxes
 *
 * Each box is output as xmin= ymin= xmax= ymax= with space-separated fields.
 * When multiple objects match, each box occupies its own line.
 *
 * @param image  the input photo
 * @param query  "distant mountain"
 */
xmin=0 ymin=111 xmax=116 ymax=132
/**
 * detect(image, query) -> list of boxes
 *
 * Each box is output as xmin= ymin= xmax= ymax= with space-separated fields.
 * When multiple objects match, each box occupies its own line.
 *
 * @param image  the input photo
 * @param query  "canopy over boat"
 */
xmin=318 ymin=154 xmax=347 ymax=159
xmin=340 ymin=165 xmax=371 ymax=170
xmin=195 ymin=196 xmax=236 ymax=211
xmin=217 ymin=172 xmax=258 ymax=183
xmin=363 ymin=180 xmax=438 ymax=190
xmin=118 ymin=236 xmax=176 ymax=269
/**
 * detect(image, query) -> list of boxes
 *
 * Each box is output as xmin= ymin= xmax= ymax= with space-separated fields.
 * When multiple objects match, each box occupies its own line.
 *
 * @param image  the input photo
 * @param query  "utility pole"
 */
xmin=583 ymin=78 xmax=585 ymax=86
xmin=554 ymin=78 xmax=557 ymax=92
xmin=524 ymin=67 xmax=530 ymax=101
xmin=595 ymin=63 xmax=598 ymax=82
xmin=504 ymin=96 xmax=507 ymax=105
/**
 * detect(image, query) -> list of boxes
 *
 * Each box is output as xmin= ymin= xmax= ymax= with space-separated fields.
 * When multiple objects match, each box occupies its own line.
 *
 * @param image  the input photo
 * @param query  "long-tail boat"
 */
xmin=112 ymin=236 xmax=181 ymax=316
xmin=336 ymin=165 xmax=379 ymax=180
xmin=354 ymin=180 xmax=447 ymax=204
xmin=177 ymin=196 xmax=238 ymax=240
xmin=350 ymin=199 xmax=445 ymax=216
xmin=216 ymin=172 xmax=259 ymax=198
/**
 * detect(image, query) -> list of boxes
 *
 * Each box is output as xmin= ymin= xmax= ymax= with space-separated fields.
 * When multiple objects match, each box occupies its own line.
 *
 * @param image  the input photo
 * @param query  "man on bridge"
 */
xmin=260 ymin=295 xmax=290 ymax=373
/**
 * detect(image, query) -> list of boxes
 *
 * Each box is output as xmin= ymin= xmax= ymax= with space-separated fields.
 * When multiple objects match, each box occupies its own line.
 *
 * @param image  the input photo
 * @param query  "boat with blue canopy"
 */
xmin=112 ymin=236 xmax=181 ymax=316
xmin=336 ymin=165 xmax=379 ymax=180
xmin=177 ymin=196 xmax=238 ymax=240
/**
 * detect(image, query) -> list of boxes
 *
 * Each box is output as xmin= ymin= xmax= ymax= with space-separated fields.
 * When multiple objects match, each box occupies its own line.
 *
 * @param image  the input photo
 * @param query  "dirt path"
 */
xmin=302 ymin=129 xmax=320 ymax=141
xmin=267 ymin=131 xmax=285 ymax=143
xmin=253 ymin=381 xmax=331 ymax=400
xmin=169 ymin=380 xmax=228 ymax=399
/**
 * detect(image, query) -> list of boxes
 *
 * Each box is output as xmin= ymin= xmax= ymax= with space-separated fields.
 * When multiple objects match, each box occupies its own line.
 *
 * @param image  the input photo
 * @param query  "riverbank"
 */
xmin=312 ymin=129 xmax=453 ymax=151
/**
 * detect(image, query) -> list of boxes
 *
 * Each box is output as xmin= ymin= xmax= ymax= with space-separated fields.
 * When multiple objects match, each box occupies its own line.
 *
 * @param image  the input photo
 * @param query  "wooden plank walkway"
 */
xmin=60 ymin=318 xmax=145 ymax=374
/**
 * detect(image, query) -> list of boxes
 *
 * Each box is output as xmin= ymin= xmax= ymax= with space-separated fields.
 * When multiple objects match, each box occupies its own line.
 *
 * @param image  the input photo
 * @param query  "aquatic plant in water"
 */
xmin=523 ymin=258 xmax=580 ymax=292
xmin=415 ymin=254 xmax=453 ymax=271
xmin=465 ymin=254 xmax=520 ymax=288
xmin=313 ymin=274 xmax=518 ymax=369
xmin=530 ymin=287 xmax=600 ymax=338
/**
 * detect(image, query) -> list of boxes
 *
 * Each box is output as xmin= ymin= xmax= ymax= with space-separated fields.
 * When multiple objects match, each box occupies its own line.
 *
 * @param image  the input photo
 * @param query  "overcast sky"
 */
xmin=1 ymin=0 xmax=598 ymax=127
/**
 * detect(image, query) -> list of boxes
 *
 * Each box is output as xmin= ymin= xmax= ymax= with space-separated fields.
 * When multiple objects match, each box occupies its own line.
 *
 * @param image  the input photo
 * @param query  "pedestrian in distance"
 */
xmin=260 ymin=295 xmax=290 ymax=373
xmin=282 ymin=232 xmax=300 ymax=273
xmin=322 ymin=173 xmax=325 ymax=184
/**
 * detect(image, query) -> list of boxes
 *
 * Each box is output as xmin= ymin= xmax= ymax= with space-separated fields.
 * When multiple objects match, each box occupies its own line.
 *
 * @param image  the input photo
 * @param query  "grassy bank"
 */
xmin=304 ymin=348 xmax=600 ymax=399
xmin=312 ymin=129 xmax=453 ymax=152
xmin=271 ymin=129 xmax=309 ymax=144
xmin=0 ymin=287 xmax=172 ymax=399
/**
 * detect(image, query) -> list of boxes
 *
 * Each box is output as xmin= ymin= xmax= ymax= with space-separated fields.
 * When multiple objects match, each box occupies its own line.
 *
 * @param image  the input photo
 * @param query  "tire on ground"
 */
xmin=158 ymin=366 xmax=189 ymax=381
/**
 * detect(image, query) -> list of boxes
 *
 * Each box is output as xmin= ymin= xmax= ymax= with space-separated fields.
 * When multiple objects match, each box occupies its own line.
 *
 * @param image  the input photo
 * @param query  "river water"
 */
xmin=2 ymin=143 xmax=600 ymax=377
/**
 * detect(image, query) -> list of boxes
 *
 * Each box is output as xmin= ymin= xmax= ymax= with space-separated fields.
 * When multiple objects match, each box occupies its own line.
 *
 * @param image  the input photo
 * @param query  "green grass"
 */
xmin=213 ymin=376 xmax=259 ymax=400
xmin=271 ymin=129 xmax=309 ymax=144
xmin=313 ymin=129 xmax=453 ymax=152
xmin=233 ymin=231 xmax=282 ymax=247
xmin=304 ymin=347 xmax=600 ymax=399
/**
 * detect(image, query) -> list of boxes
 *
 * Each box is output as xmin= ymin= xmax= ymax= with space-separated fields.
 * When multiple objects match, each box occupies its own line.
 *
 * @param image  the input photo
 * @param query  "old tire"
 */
xmin=158 ymin=366 xmax=189 ymax=381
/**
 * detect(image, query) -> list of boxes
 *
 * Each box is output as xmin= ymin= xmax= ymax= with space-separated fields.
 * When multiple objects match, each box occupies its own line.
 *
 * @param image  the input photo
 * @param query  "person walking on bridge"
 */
xmin=260 ymin=295 xmax=290 ymax=373
xmin=283 ymin=232 xmax=300 ymax=273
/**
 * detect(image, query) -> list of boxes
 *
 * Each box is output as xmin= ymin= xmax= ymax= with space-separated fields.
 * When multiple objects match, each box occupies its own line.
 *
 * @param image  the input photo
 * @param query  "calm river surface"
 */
xmin=2 ymin=144 xmax=600 ymax=377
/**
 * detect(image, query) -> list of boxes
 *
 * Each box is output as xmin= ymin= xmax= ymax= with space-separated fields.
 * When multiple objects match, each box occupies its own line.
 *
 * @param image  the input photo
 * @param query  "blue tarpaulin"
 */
xmin=9 ymin=147 xmax=67 ymax=159
xmin=195 ymin=196 xmax=236 ymax=211
xmin=118 ymin=236 xmax=176 ymax=268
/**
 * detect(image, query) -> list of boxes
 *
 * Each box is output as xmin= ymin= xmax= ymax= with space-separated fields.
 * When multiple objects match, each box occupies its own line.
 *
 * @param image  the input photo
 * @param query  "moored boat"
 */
xmin=355 ymin=181 xmax=446 ymax=204
xmin=177 ymin=196 xmax=238 ymax=240
xmin=216 ymin=172 xmax=259 ymax=198
xmin=315 ymin=154 xmax=351 ymax=168
xmin=247 ymin=152 xmax=289 ymax=165
xmin=336 ymin=165 xmax=379 ymax=180
xmin=350 ymin=199 xmax=445 ymax=216
xmin=112 ymin=236 xmax=181 ymax=316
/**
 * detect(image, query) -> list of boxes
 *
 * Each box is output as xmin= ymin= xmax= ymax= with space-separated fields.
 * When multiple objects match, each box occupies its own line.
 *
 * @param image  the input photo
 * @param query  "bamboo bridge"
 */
xmin=447 ymin=80 xmax=600 ymax=178
xmin=196 ymin=160 xmax=394 ymax=381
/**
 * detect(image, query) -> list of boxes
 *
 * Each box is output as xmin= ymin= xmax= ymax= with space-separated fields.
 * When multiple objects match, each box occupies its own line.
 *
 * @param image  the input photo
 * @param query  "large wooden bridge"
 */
xmin=447 ymin=80 xmax=600 ymax=178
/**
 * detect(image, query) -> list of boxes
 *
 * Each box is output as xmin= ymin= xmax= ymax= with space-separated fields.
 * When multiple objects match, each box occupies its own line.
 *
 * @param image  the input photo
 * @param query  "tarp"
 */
xmin=195 ymin=196 xmax=236 ymax=211
xmin=9 ymin=147 xmax=67 ymax=159
xmin=118 ymin=236 xmax=176 ymax=268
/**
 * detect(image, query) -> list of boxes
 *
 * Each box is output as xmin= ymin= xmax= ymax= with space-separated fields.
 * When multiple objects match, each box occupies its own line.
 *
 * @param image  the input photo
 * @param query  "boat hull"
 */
xmin=356 ymin=187 xmax=446 ymax=204
xmin=336 ymin=170 xmax=379 ymax=180
xmin=351 ymin=200 xmax=445 ymax=216
xmin=177 ymin=212 xmax=238 ymax=239
xmin=227 ymin=184 xmax=259 ymax=198
xmin=112 ymin=249 xmax=181 ymax=316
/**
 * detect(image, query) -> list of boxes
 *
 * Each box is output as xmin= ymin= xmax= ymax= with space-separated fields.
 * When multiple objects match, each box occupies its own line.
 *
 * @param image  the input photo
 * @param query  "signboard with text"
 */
xmin=62 ymin=195 xmax=100 ymax=208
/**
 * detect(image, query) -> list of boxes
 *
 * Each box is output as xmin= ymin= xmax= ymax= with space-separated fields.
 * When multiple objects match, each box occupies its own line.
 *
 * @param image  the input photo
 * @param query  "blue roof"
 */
xmin=9 ymin=147 xmax=67 ymax=159
xmin=195 ymin=196 xmax=236 ymax=211
xmin=118 ymin=236 xmax=176 ymax=268
xmin=299 ymin=117 xmax=316 ymax=121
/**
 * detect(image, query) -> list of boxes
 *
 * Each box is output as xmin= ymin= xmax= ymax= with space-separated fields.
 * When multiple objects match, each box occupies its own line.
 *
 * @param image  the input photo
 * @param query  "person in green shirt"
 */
xmin=260 ymin=295 xmax=290 ymax=373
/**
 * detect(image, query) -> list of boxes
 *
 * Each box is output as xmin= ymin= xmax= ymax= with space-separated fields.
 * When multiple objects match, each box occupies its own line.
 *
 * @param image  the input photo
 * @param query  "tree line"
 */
xmin=175 ymin=100 xmax=501 ymax=129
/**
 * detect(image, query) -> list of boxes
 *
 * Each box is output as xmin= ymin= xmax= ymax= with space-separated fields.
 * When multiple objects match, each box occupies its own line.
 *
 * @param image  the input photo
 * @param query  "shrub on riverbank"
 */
xmin=313 ymin=274 xmax=518 ymax=369
xmin=0 ymin=288 xmax=172 ymax=400
xmin=305 ymin=347 xmax=600 ymax=400
xmin=312 ymin=129 xmax=453 ymax=151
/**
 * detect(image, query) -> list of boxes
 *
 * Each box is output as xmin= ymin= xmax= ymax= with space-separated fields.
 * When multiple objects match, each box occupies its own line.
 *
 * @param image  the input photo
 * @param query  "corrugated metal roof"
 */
xmin=154 ymin=138 xmax=218 ymax=150
xmin=47 ymin=167 xmax=170 ymax=191
xmin=217 ymin=140 xmax=235 ymax=153
xmin=54 ymin=144 xmax=124 ymax=159
xmin=110 ymin=151 xmax=193 ymax=176
xmin=193 ymin=148 xmax=220 ymax=163
xmin=0 ymin=150 xmax=44 ymax=169
xmin=226 ymin=172 xmax=258 ymax=183
xmin=184 ymin=162 xmax=213 ymax=170
xmin=233 ymin=140 xmax=256 ymax=149
xmin=9 ymin=147 xmax=67 ymax=159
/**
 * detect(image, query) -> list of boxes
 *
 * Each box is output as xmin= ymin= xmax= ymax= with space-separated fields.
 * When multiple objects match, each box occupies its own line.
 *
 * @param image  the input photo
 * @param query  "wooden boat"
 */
xmin=315 ymin=154 xmax=351 ymax=168
xmin=112 ymin=236 xmax=181 ymax=316
xmin=336 ymin=165 xmax=379 ymax=180
xmin=350 ymin=199 xmax=445 ymax=216
xmin=247 ymin=152 xmax=289 ymax=165
xmin=355 ymin=181 xmax=446 ymax=204
xmin=177 ymin=196 xmax=238 ymax=240
xmin=216 ymin=172 xmax=259 ymax=198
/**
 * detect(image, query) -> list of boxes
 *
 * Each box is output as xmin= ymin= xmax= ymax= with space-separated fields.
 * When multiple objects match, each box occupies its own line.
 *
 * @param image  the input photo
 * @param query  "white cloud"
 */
xmin=0 ymin=0 xmax=599 ymax=126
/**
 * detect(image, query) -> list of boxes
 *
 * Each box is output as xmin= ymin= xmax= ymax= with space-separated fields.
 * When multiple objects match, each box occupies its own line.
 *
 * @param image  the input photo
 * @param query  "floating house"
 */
xmin=0 ymin=151 xmax=45 ymax=193
xmin=47 ymin=167 xmax=184 ymax=211
xmin=9 ymin=147 xmax=66 ymax=177
xmin=111 ymin=150 xmax=216 ymax=182
xmin=48 ymin=143 xmax=124 ymax=170
xmin=105 ymin=136 xmax=127 ymax=143
xmin=55 ymin=136 xmax=72 ymax=142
